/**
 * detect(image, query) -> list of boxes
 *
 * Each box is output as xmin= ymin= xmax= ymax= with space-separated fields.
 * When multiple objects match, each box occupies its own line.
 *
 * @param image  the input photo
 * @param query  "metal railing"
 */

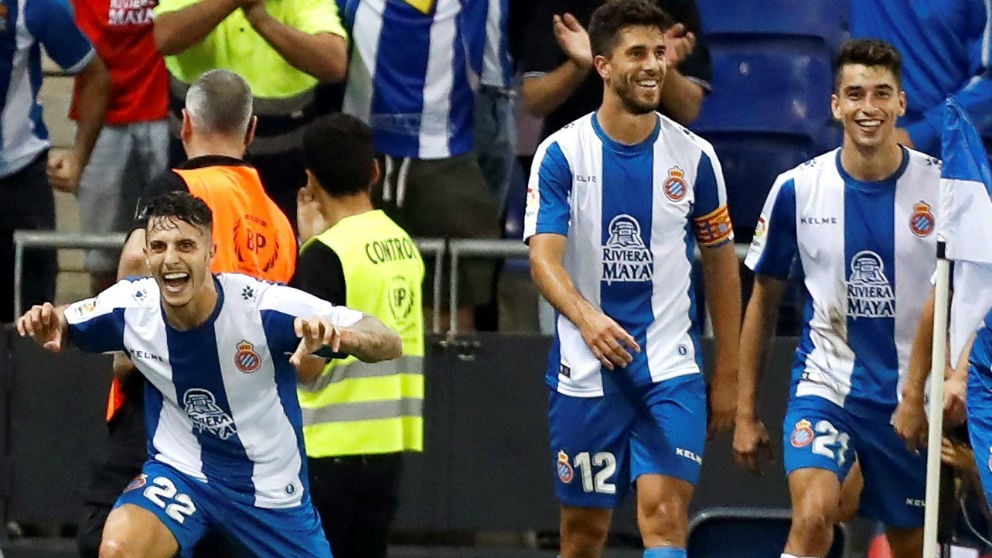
xmin=13 ymin=231 xmax=749 ymax=334
xmin=10 ymin=232 xmax=453 ymax=327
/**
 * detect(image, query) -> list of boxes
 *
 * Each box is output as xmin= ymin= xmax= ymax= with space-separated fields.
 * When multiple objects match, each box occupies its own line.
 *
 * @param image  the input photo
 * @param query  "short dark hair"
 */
xmin=302 ymin=113 xmax=375 ymax=197
xmin=142 ymin=191 xmax=213 ymax=231
xmin=834 ymin=38 xmax=903 ymax=90
xmin=589 ymin=0 xmax=673 ymax=58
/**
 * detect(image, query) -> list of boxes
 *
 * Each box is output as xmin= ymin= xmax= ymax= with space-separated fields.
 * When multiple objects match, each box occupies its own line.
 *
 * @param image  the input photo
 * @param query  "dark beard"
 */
xmin=615 ymin=82 xmax=659 ymax=115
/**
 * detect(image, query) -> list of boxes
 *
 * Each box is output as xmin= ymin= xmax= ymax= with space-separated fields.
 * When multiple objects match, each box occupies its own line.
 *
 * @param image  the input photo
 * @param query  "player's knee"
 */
xmin=561 ymin=513 xmax=610 ymax=545
xmin=98 ymin=536 xmax=138 ymax=558
xmin=790 ymin=506 xmax=834 ymax=540
xmin=638 ymin=499 xmax=687 ymax=540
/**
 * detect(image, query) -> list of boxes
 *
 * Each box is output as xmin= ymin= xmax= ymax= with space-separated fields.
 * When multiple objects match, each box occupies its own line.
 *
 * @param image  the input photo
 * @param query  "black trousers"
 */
xmin=308 ymin=453 xmax=403 ymax=558
xmin=0 ymin=152 xmax=56 ymax=322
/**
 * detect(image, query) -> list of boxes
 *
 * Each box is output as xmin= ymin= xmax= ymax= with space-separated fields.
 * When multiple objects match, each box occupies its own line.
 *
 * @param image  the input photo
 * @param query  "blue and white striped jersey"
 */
xmin=64 ymin=274 xmax=362 ymax=509
xmin=463 ymin=0 xmax=513 ymax=89
xmin=524 ymin=112 xmax=733 ymax=397
xmin=0 ymin=0 xmax=95 ymax=178
xmin=340 ymin=0 xmax=475 ymax=160
xmin=746 ymin=147 xmax=942 ymax=415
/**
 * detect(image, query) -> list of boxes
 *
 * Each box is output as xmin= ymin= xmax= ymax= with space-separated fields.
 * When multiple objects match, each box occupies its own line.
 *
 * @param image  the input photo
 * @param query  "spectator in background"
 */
xmin=0 ymin=0 xmax=109 ymax=323
xmin=293 ymin=113 xmax=425 ymax=558
xmin=520 ymin=0 xmax=710 ymax=139
xmin=466 ymin=0 xmax=518 ymax=214
xmin=850 ymin=1 xmax=992 ymax=157
xmin=152 ymin=0 xmax=348 ymax=226
xmin=71 ymin=0 xmax=170 ymax=296
xmin=339 ymin=0 xmax=500 ymax=332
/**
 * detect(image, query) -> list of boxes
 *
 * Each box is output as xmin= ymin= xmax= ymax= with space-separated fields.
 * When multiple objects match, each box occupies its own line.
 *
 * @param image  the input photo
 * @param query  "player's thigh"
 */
xmin=549 ymin=388 xmax=637 ymax=508
xmin=856 ymin=418 xmax=925 ymax=528
xmin=112 ymin=463 xmax=209 ymax=558
xmin=220 ymin=500 xmax=332 ymax=558
xmin=782 ymin=396 xmax=857 ymax=481
xmin=630 ymin=373 xmax=706 ymax=485
xmin=787 ymin=467 xmax=843 ymax=522
xmin=884 ymin=526 xmax=924 ymax=558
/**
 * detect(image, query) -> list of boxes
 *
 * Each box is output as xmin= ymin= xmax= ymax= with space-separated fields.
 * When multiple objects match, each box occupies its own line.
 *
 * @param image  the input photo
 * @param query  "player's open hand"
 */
xmin=577 ymin=307 xmax=640 ymax=370
xmin=892 ymin=397 xmax=928 ymax=451
xmin=663 ymin=22 xmax=696 ymax=67
xmin=16 ymin=302 xmax=66 ymax=352
xmin=733 ymin=416 xmax=772 ymax=475
xmin=290 ymin=317 xmax=340 ymax=366
xmin=553 ymin=13 xmax=592 ymax=69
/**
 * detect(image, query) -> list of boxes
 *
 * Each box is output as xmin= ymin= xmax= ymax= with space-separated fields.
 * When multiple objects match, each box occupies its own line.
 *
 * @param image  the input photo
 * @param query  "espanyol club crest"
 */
xmin=662 ymin=166 xmax=687 ymax=202
xmin=790 ymin=419 xmax=814 ymax=448
xmin=124 ymin=474 xmax=147 ymax=492
xmin=909 ymin=201 xmax=935 ymax=237
xmin=234 ymin=339 xmax=261 ymax=373
xmin=557 ymin=450 xmax=574 ymax=483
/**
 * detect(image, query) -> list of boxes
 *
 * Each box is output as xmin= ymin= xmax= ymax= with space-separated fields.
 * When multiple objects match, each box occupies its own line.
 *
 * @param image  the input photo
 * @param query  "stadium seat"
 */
xmin=691 ymin=40 xmax=835 ymax=149
xmin=687 ymin=507 xmax=847 ymax=558
xmin=697 ymin=0 xmax=848 ymax=51
xmin=707 ymin=134 xmax=816 ymax=243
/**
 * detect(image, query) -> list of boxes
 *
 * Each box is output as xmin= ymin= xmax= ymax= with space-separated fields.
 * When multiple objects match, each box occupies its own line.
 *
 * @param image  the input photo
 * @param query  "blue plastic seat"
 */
xmin=692 ymin=40 xmax=834 ymax=147
xmin=687 ymin=507 xmax=847 ymax=558
xmin=707 ymin=134 xmax=816 ymax=243
xmin=697 ymin=0 xmax=848 ymax=51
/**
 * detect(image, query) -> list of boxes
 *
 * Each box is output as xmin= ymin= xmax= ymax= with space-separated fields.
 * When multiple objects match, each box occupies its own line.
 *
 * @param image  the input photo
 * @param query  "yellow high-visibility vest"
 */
xmin=298 ymin=210 xmax=425 ymax=456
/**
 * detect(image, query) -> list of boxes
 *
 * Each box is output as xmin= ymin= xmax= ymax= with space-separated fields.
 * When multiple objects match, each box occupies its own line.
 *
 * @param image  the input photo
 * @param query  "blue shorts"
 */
xmin=115 ymin=461 xmax=332 ymax=558
xmin=548 ymin=373 xmax=706 ymax=508
xmin=782 ymin=396 xmax=925 ymax=527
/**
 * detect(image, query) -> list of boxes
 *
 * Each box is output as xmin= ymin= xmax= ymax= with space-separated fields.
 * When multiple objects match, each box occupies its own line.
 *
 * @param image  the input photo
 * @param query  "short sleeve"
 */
xmin=259 ymin=282 xmax=363 ymax=355
xmin=25 ymin=0 xmax=95 ymax=74
xmin=64 ymin=280 xmax=138 ymax=353
xmin=523 ymin=139 xmax=572 ymax=242
xmin=691 ymin=150 xmax=733 ymax=246
xmin=291 ymin=242 xmax=347 ymax=306
xmin=744 ymin=175 xmax=798 ymax=279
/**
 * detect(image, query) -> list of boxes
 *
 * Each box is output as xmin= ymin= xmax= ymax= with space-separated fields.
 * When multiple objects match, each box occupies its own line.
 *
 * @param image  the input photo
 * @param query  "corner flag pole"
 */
xmin=922 ymin=239 xmax=950 ymax=558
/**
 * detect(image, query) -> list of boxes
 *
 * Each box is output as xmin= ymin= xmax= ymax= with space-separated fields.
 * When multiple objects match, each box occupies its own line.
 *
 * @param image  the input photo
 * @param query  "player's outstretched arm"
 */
xmin=290 ymin=315 xmax=401 ymax=373
xmin=893 ymin=287 xmax=936 ymax=449
xmin=16 ymin=302 xmax=70 ymax=352
xmin=529 ymin=233 xmax=640 ymax=371
xmin=699 ymin=241 xmax=742 ymax=436
xmin=733 ymin=274 xmax=786 ymax=474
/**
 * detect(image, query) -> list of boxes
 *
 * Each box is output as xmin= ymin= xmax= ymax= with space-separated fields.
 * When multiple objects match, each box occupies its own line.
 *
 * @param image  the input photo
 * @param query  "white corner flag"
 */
xmin=939 ymin=97 xmax=992 ymax=265
xmin=924 ymin=97 xmax=992 ymax=557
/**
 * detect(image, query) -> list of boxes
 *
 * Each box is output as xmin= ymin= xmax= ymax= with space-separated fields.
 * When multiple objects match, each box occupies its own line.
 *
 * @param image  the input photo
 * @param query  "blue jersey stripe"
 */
xmin=163 ymin=285 xmax=256 ymax=502
xmin=843 ymin=173 xmax=899 ymax=410
xmin=685 ymin=219 xmax=702 ymax=370
xmin=0 ymin=0 xmax=19 ymax=150
xmin=534 ymin=141 xmax=572 ymax=236
xmin=264 ymin=309 xmax=311 ymax=492
xmin=597 ymin=117 xmax=656 ymax=379
xmin=753 ymin=179 xmax=798 ymax=279
xmin=371 ymin=1 xmax=430 ymax=157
